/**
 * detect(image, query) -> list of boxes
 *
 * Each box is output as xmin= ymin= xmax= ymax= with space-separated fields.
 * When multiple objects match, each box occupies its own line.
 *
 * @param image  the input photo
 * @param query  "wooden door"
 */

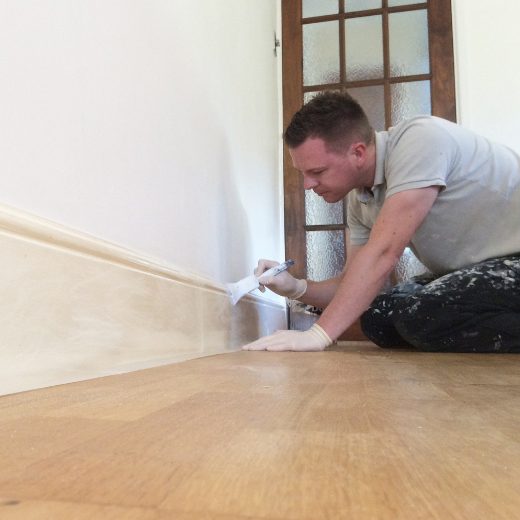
xmin=282 ymin=0 xmax=456 ymax=338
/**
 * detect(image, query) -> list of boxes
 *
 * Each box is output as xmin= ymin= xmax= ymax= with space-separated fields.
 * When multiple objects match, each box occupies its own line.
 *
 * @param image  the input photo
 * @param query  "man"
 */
xmin=243 ymin=91 xmax=520 ymax=353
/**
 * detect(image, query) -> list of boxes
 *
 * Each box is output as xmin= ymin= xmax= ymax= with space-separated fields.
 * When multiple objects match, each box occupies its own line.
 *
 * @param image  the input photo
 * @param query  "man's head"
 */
xmin=284 ymin=92 xmax=376 ymax=203
xmin=284 ymin=91 xmax=374 ymax=152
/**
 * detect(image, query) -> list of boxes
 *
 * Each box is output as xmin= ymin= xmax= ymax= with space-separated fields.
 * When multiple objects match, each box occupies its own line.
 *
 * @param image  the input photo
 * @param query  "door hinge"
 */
xmin=274 ymin=32 xmax=280 ymax=57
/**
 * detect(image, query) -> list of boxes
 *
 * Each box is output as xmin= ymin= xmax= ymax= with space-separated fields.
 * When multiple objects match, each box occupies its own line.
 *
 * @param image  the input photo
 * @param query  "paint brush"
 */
xmin=226 ymin=260 xmax=295 ymax=305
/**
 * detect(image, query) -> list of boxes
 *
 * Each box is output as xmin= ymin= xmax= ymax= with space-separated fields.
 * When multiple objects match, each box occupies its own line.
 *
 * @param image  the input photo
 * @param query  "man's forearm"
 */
xmin=298 ymin=276 xmax=342 ymax=309
xmin=314 ymin=187 xmax=441 ymax=341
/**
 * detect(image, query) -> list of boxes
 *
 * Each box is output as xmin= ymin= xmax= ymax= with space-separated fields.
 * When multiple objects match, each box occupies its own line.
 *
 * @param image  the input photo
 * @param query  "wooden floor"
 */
xmin=2 ymin=342 xmax=520 ymax=519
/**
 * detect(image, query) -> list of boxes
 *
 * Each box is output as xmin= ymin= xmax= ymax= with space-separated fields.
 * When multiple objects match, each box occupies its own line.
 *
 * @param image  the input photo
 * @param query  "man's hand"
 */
xmin=242 ymin=324 xmax=332 ymax=352
xmin=255 ymin=259 xmax=307 ymax=299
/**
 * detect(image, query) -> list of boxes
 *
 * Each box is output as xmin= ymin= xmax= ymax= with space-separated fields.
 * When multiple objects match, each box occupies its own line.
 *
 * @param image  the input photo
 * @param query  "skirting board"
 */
xmin=0 ymin=204 xmax=287 ymax=396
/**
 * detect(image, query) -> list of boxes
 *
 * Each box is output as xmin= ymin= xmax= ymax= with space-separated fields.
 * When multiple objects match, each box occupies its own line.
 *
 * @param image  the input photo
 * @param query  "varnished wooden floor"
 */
xmin=2 ymin=342 xmax=520 ymax=519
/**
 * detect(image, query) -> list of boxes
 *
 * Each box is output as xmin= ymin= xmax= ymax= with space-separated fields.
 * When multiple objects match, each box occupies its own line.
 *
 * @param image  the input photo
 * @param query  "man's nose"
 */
xmin=303 ymin=176 xmax=318 ymax=190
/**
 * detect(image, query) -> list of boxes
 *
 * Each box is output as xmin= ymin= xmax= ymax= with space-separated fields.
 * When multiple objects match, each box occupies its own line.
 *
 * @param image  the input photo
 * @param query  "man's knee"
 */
xmin=360 ymin=294 xmax=414 ymax=348
xmin=360 ymin=306 xmax=393 ymax=347
xmin=392 ymin=294 xmax=458 ymax=352
xmin=393 ymin=315 xmax=445 ymax=352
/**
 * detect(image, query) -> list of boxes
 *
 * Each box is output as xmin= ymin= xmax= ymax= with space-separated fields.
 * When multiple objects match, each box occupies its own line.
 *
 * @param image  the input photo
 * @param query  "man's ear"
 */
xmin=351 ymin=141 xmax=367 ymax=161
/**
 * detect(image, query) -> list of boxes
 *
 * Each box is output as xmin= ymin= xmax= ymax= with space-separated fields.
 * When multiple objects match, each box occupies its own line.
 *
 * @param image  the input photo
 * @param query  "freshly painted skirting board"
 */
xmin=0 ymin=204 xmax=287 ymax=396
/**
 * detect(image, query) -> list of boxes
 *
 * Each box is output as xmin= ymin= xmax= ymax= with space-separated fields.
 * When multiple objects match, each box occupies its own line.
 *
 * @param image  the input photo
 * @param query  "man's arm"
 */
xmin=243 ymin=186 xmax=440 ymax=351
xmin=316 ymin=186 xmax=440 ymax=340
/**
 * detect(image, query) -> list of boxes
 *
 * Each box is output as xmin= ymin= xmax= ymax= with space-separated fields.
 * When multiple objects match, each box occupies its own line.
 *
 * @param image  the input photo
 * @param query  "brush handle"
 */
xmin=257 ymin=259 xmax=295 ymax=283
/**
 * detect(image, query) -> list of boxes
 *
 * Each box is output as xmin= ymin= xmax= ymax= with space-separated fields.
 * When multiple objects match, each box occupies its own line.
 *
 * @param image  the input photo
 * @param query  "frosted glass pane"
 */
xmin=304 ymin=91 xmax=320 ymax=104
xmin=395 ymin=248 xmax=429 ymax=282
xmin=346 ymin=0 xmax=382 ymax=12
xmin=303 ymin=21 xmax=340 ymax=86
xmin=348 ymin=85 xmax=385 ymax=130
xmin=345 ymin=16 xmax=383 ymax=81
xmin=305 ymin=190 xmax=344 ymax=225
xmin=391 ymin=80 xmax=431 ymax=124
xmin=303 ymin=0 xmax=338 ymax=18
xmin=389 ymin=0 xmax=420 ymax=6
xmin=306 ymin=231 xmax=345 ymax=281
xmin=389 ymin=10 xmax=429 ymax=77
xmin=303 ymin=89 xmax=340 ymax=104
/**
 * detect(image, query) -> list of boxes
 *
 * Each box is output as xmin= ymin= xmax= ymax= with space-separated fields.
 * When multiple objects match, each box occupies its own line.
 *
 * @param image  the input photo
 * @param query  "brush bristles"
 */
xmin=226 ymin=283 xmax=240 ymax=305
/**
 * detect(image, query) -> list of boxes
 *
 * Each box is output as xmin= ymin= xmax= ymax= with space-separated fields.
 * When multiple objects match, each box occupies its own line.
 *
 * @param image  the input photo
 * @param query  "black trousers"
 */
xmin=360 ymin=255 xmax=520 ymax=353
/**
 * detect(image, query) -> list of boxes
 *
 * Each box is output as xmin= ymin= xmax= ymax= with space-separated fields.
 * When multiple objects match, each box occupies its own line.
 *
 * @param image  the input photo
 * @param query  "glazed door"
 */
xmin=281 ymin=0 xmax=456 ymax=336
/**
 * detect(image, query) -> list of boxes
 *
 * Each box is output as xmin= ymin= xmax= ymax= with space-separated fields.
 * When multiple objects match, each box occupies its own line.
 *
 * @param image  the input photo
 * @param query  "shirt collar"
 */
xmin=355 ymin=130 xmax=387 ymax=204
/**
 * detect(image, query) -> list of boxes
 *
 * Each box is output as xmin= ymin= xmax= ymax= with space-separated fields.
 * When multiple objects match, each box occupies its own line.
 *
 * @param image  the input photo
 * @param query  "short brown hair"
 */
xmin=284 ymin=91 xmax=374 ymax=151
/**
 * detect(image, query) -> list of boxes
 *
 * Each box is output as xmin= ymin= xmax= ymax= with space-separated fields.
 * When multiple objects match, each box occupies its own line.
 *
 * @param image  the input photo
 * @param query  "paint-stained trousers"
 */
xmin=360 ymin=255 xmax=520 ymax=353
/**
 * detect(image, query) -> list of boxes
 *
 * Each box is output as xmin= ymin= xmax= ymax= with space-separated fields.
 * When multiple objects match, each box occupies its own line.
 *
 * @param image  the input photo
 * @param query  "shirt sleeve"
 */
xmin=385 ymin=117 xmax=454 ymax=198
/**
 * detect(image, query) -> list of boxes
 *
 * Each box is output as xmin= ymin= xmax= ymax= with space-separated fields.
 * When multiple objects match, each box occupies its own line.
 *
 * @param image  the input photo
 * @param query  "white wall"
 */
xmin=5 ymin=0 xmax=517 ymax=289
xmin=453 ymin=0 xmax=520 ymax=153
xmin=0 ymin=0 xmax=284 ymax=286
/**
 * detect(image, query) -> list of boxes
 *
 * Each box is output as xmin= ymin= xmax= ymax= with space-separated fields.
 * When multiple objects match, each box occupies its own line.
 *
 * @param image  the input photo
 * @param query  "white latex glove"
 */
xmin=255 ymin=259 xmax=307 ymax=299
xmin=242 ymin=324 xmax=332 ymax=352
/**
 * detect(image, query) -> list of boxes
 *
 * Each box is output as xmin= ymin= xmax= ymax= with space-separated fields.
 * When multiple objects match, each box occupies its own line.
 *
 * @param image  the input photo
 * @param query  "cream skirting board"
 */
xmin=0 ymin=204 xmax=287 ymax=396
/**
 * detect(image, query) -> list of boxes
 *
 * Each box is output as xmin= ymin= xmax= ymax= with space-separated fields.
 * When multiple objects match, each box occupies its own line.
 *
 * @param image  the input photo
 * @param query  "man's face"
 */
xmin=289 ymin=137 xmax=368 ymax=203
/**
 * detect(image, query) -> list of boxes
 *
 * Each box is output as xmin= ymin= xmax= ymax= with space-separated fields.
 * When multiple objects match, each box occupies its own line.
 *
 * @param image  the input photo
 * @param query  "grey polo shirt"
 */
xmin=347 ymin=116 xmax=520 ymax=275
